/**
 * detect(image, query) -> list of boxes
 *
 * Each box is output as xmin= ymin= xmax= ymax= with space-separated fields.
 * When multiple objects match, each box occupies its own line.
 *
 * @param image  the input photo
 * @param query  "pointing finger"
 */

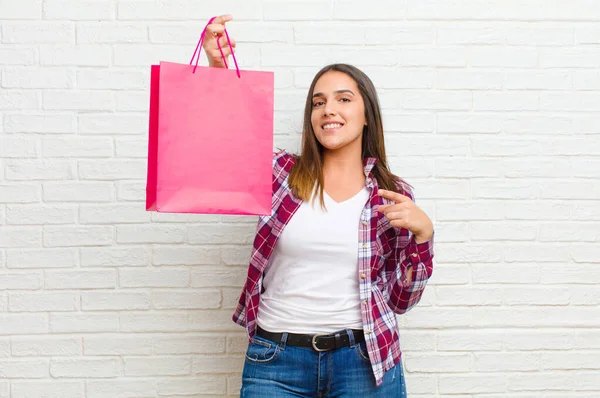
xmin=378 ymin=189 xmax=411 ymax=204
xmin=212 ymin=14 xmax=233 ymax=25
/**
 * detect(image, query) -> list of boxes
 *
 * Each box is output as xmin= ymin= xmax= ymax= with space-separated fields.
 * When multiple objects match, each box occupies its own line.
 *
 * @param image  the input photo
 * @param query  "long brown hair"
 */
xmin=288 ymin=63 xmax=410 ymax=207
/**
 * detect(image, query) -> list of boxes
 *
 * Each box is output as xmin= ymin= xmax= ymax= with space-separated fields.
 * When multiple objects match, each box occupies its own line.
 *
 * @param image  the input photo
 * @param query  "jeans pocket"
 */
xmin=245 ymin=335 xmax=280 ymax=364
xmin=354 ymin=340 xmax=371 ymax=364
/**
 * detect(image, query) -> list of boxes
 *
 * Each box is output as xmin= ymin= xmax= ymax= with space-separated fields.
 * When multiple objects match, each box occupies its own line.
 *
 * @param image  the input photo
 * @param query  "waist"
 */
xmin=256 ymin=325 xmax=365 ymax=352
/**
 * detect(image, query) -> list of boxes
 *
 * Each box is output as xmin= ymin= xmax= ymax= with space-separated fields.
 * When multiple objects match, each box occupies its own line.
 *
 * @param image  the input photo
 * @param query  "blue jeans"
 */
xmin=241 ymin=330 xmax=408 ymax=397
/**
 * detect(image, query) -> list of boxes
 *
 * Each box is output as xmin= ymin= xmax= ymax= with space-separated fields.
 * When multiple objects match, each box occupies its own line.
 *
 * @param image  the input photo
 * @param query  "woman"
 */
xmin=204 ymin=15 xmax=435 ymax=397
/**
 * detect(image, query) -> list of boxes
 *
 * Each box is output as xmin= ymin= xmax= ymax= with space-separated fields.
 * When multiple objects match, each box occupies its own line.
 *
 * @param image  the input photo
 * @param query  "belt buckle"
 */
xmin=311 ymin=333 xmax=330 ymax=352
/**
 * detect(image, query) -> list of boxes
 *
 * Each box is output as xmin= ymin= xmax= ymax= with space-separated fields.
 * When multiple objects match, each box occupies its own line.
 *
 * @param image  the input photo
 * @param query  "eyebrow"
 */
xmin=312 ymin=89 xmax=355 ymax=98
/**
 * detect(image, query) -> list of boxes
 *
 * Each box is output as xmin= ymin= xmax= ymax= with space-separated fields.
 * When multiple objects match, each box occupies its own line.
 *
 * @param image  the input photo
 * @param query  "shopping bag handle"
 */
xmin=190 ymin=16 xmax=241 ymax=78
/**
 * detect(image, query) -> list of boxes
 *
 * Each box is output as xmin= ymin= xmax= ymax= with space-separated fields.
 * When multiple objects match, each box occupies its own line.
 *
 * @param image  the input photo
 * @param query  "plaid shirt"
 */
xmin=233 ymin=150 xmax=434 ymax=387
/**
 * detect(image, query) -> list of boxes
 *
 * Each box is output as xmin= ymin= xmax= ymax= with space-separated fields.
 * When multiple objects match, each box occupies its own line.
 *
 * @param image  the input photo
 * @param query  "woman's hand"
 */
xmin=202 ymin=14 xmax=237 ymax=68
xmin=377 ymin=189 xmax=434 ymax=244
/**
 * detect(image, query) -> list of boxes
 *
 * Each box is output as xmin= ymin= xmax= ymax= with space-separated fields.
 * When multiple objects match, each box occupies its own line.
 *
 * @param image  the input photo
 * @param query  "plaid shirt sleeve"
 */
xmin=383 ymin=187 xmax=435 ymax=314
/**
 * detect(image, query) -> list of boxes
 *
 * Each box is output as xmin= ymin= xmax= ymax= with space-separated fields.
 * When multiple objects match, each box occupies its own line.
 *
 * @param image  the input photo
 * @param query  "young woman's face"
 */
xmin=310 ymin=71 xmax=367 ymax=153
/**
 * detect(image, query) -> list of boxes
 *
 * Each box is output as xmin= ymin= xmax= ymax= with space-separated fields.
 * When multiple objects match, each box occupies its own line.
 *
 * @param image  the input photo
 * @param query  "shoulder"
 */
xmin=273 ymin=149 xmax=297 ymax=175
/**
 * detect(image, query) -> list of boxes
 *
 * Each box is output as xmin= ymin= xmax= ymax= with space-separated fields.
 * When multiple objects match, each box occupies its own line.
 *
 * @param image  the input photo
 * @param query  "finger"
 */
xmin=218 ymin=35 xmax=236 ymax=48
xmin=390 ymin=219 xmax=408 ymax=229
xmin=375 ymin=204 xmax=391 ymax=213
xmin=212 ymin=14 xmax=233 ymax=25
xmin=206 ymin=24 xmax=225 ymax=37
xmin=378 ymin=189 xmax=411 ymax=204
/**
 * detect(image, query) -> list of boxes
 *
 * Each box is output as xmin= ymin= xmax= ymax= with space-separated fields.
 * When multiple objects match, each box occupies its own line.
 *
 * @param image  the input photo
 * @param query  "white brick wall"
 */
xmin=1 ymin=0 xmax=599 ymax=396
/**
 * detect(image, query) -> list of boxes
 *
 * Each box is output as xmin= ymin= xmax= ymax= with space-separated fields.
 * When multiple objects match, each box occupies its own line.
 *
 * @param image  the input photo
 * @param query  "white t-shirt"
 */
xmin=256 ymin=186 xmax=370 ymax=334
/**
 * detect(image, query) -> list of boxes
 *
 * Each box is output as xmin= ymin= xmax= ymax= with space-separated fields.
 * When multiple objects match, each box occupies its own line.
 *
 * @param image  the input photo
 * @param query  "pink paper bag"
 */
xmin=146 ymin=18 xmax=274 ymax=215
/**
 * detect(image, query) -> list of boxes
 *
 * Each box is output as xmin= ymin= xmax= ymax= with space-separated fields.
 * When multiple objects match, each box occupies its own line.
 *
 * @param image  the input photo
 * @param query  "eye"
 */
xmin=340 ymin=98 xmax=351 ymax=103
xmin=312 ymin=101 xmax=324 ymax=107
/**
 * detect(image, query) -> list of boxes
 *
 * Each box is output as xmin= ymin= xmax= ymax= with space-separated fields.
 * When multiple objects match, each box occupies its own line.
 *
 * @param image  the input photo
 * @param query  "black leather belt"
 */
xmin=256 ymin=326 xmax=365 ymax=352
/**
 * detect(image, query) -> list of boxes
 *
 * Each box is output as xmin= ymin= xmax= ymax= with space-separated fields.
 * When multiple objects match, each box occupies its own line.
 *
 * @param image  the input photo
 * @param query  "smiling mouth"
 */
xmin=322 ymin=123 xmax=344 ymax=131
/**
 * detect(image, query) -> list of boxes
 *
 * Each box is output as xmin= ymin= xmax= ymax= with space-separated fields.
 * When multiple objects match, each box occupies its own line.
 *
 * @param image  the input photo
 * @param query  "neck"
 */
xmin=322 ymin=143 xmax=364 ymax=180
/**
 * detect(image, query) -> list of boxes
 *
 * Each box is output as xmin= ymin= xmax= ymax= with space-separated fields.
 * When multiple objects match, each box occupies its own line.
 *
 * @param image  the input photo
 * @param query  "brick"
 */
xmin=503 ymin=114 xmax=573 ymax=135
xmin=541 ymin=264 xmax=600 ymax=284
xmin=116 ymin=91 xmax=150 ymax=111
xmin=43 ymin=90 xmax=114 ymax=111
xmin=470 ymin=221 xmax=537 ymax=240
xmin=119 ymin=267 xmax=189 ymax=287
xmin=7 ymin=205 xmax=77 ymax=225
xmin=471 ymin=47 xmax=537 ymax=67
xmin=5 ymin=159 xmax=74 ymax=180
xmin=157 ymin=376 xmax=226 ymax=396
xmin=6 ymin=248 xmax=77 ymax=269
xmin=191 ymin=266 xmax=246 ymax=287
xmin=0 ymin=183 xmax=40 ymax=204
xmin=78 ymin=113 xmax=145 ymax=134
xmin=80 ymin=203 xmax=150 ymax=224
xmin=50 ymin=359 xmax=119 ymax=378
xmin=437 ymin=70 xmax=503 ymax=89
xmin=0 ymin=0 xmax=42 ymax=19
xmin=473 ymin=263 xmax=540 ymax=284
xmin=86 ymin=380 xmax=156 ymax=398
xmin=570 ymin=286 xmax=600 ymax=305
xmin=84 ymin=336 xmax=153 ymax=355
xmin=4 ymin=113 xmax=76 ymax=134
xmin=435 ymin=200 xmax=505 ymax=221
xmin=117 ymin=0 xmax=262 ymax=21
xmin=124 ymin=356 xmax=191 ymax=376
xmin=403 ymin=91 xmax=471 ymax=110
xmin=120 ymin=313 xmax=189 ymax=332
xmin=46 ymin=270 xmax=115 ymax=290
xmin=9 ymin=292 xmax=78 ymax=312
xmin=505 ymin=70 xmax=571 ymax=90
xmin=78 ymin=22 xmax=148 ymax=44
xmin=151 ymin=213 xmax=221 ymax=224
xmin=0 ymin=272 xmax=42 ymax=290
xmin=476 ymin=353 xmax=539 ymax=372
xmin=43 ymin=182 xmax=113 ymax=203
xmin=572 ymin=201 xmax=600 ymax=220
xmin=0 ymin=47 xmax=36 ymax=65
xmin=436 ymin=158 xmax=503 ymax=178
xmin=505 ymin=287 xmax=570 ymax=305
xmin=40 ymin=45 xmax=111 ymax=66
xmin=188 ymin=310 xmax=241 ymax=332
xmin=153 ymin=246 xmax=220 ymax=266
xmin=81 ymin=292 xmax=150 ymax=310
xmin=78 ymin=159 xmax=146 ymax=180
xmin=0 ymin=359 xmax=48 ymax=378
xmin=435 ymin=243 xmax=503 ymax=263
xmin=541 ymin=182 xmax=600 ymax=200
xmin=504 ymin=244 xmax=571 ymax=262
xmin=430 ymin=222 xmax=469 ymax=243
xmin=428 ymin=263 xmax=470 ymax=285
xmin=508 ymin=372 xmax=574 ymax=392
xmin=438 ymin=331 xmax=504 ymax=351
xmin=192 ymin=355 xmax=242 ymax=374
xmin=0 ymin=314 xmax=48 ymax=335
xmin=540 ymin=47 xmax=600 ymax=68
xmin=472 ymin=179 xmax=538 ymax=199
xmin=12 ymin=337 xmax=81 ymax=356
xmin=117 ymin=225 xmax=186 ymax=244
xmin=435 ymin=286 xmax=503 ymax=306
xmin=154 ymin=335 xmax=226 ymax=355
xmin=151 ymin=289 xmax=221 ymax=309
xmin=77 ymin=69 xmax=149 ymax=89
xmin=539 ymin=223 xmax=600 ymax=242
xmin=384 ymin=112 xmax=435 ymax=133
xmin=42 ymin=136 xmax=113 ymax=157
xmin=440 ymin=374 xmax=507 ymax=394
xmin=263 ymin=1 xmax=332 ymax=20
xmin=188 ymin=224 xmax=255 ymax=245
xmin=81 ymin=246 xmax=149 ymax=267
xmin=1 ymin=22 xmax=74 ymax=44
xmin=43 ymin=226 xmax=113 ymax=247
xmin=50 ymin=313 xmax=119 ymax=333
xmin=436 ymin=113 xmax=502 ymax=134
xmin=2 ymin=67 xmax=73 ymax=89
xmin=115 ymin=137 xmax=148 ymax=158
xmin=0 ymin=227 xmax=41 ymax=248
xmin=11 ymin=382 xmax=83 ymax=398
xmin=0 ymin=90 xmax=40 ymax=110
xmin=405 ymin=353 xmax=471 ymax=373
xmin=43 ymin=0 xmax=115 ymax=20
xmin=0 ymin=135 xmax=38 ymax=158
xmin=261 ymin=45 xmax=330 ymax=67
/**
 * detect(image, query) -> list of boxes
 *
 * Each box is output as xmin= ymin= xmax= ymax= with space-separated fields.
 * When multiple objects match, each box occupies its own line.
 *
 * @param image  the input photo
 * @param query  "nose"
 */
xmin=323 ymin=101 xmax=337 ymax=116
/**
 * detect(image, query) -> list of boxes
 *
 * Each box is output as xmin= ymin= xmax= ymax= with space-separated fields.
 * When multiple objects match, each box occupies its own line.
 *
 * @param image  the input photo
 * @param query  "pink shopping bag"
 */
xmin=146 ymin=17 xmax=274 ymax=215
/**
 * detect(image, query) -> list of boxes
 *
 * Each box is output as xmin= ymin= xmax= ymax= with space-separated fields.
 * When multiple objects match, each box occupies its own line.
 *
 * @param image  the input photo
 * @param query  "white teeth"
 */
xmin=323 ymin=123 xmax=342 ymax=129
